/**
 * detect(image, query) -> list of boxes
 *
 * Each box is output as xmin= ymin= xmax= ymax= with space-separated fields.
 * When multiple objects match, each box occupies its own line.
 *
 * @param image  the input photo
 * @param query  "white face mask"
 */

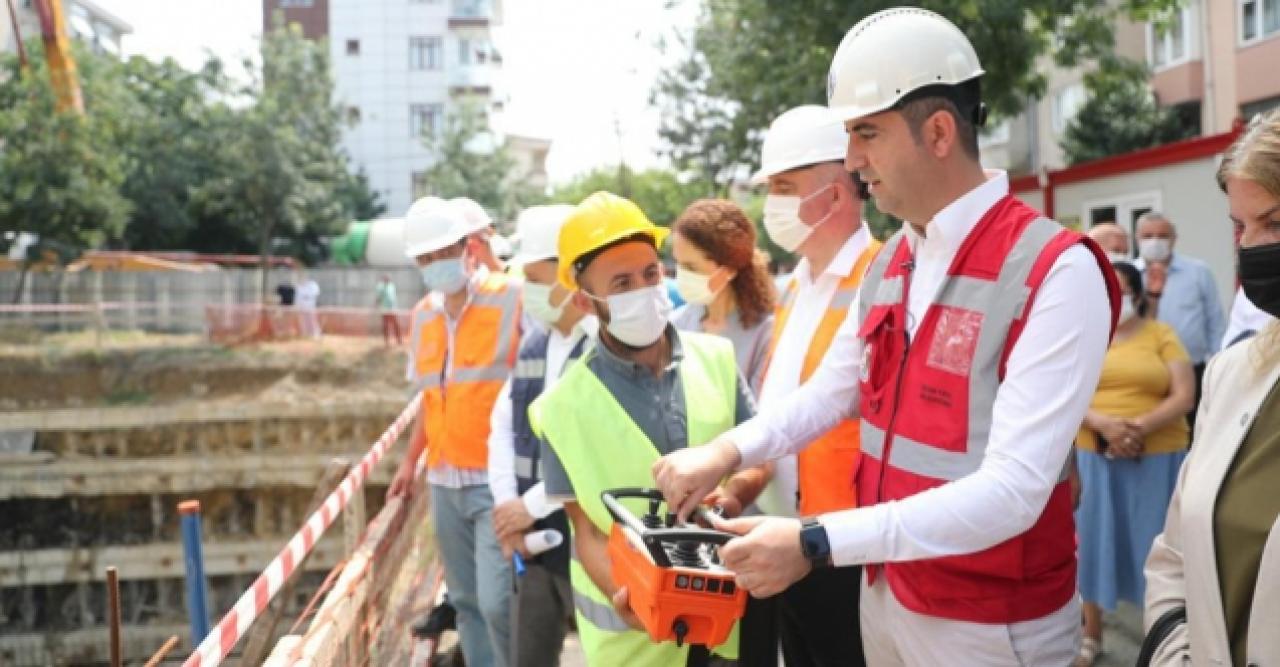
xmin=419 ymin=256 xmax=469 ymax=294
xmin=586 ymin=284 xmax=672 ymax=348
xmin=762 ymin=184 xmax=834 ymax=252
xmin=1106 ymin=251 xmax=1130 ymax=264
xmin=522 ymin=281 xmax=567 ymax=327
xmin=1118 ymin=296 xmax=1137 ymax=323
xmin=1138 ymin=237 xmax=1172 ymax=263
xmin=675 ymin=267 xmax=732 ymax=306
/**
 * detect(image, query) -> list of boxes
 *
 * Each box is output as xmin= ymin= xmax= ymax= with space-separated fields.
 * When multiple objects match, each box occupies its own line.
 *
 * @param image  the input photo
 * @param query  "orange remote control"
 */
xmin=602 ymin=488 xmax=747 ymax=648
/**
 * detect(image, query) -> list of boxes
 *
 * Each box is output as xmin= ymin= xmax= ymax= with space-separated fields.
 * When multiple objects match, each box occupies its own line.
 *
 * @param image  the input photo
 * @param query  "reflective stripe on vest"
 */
xmin=853 ymin=195 xmax=1116 ymax=624
xmin=764 ymin=240 xmax=881 ymax=516
xmin=858 ymin=215 xmax=1060 ymax=481
xmin=528 ymin=330 xmax=741 ymax=663
xmin=408 ymin=272 xmax=521 ymax=470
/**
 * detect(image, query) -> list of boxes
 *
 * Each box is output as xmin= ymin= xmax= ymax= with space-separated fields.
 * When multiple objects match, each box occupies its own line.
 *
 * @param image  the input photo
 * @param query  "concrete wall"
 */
xmin=0 ymin=267 xmax=427 ymax=333
xmin=1053 ymin=155 xmax=1235 ymax=307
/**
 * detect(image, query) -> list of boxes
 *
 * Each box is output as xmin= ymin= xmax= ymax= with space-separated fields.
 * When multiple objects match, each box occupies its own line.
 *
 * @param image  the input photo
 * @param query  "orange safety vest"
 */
xmin=764 ymin=238 xmax=882 ymax=516
xmin=408 ymin=271 xmax=521 ymax=470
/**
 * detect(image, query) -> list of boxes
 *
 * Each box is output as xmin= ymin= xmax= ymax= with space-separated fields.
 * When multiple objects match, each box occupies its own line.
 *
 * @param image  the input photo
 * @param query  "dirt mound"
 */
xmin=0 ymin=333 xmax=410 ymax=411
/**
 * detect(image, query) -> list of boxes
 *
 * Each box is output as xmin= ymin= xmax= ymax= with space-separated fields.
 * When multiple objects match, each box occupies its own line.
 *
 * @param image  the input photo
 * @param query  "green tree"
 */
xmin=113 ymin=56 xmax=239 ymax=250
xmin=548 ymin=166 xmax=709 ymax=228
xmin=335 ymin=167 xmax=387 ymax=221
xmin=653 ymin=0 xmax=1182 ymax=191
xmin=0 ymin=41 xmax=131 ymax=300
xmin=417 ymin=101 xmax=542 ymax=221
xmin=1060 ymin=57 xmax=1196 ymax=165
xmin=192 ymin=22 xmax=352 ymax=295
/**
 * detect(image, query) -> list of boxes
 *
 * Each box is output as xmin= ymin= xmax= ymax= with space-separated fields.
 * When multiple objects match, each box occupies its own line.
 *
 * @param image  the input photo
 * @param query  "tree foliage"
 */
xmin=415 ymin=101 xmax=545 ymax=222
xmin=653 ymin=0 xmax=1183 ymax=191
xmin=0 ymin=21 xmax=385 ymax=270
xmin=0 ymin=42 xmax=132 ymax=263
xmin=1060 ymin=57 xmax=1197 ymax=165
xmin=548 ymin=166 xmax=709 ymax=228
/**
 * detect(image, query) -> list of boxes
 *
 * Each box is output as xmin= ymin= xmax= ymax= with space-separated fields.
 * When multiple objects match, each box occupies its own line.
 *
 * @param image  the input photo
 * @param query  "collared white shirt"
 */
xmin=729 ymin=171 xmax=1111 ymax=567
xmin=753 ymin=225 xmax=871 ymax=517
xmin=488 ymin=317 xmax=598 ymax=517
xmin=1221 ymin=286 xmax=1275 ymax=351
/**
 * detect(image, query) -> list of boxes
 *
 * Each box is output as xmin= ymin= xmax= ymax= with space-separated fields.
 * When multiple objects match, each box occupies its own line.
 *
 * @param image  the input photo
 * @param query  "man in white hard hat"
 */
xmin=389 ymin=196 xmax=521 ymax=667
xmin=653 ymin=7 xmax=1120 ymax=665
xmin=451 ymin=196 xmax=505 ymax=272
xmin=745 ymin=105 xmax=880 ymax=667
xmin=486 ymin=204 xmax=593 ymax=666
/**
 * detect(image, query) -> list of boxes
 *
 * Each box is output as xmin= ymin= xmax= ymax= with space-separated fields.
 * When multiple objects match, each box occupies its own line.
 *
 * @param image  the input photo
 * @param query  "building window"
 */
xmin=346 ymin=39 xmax=360 ymax=55
xmin=409 ymin=36 xmax=443 ymax=70
xmin=1148 ymin=7 xmax=1191 ymax=69
xmin=412 ymin=172 xmax=431 ymax=200
xmin=346 ymin=106 xmax=361 ymax=124
xmin=458 ymin=38 xmax=472 ymax=66
xmin=410 ymin=103 xmax=443 ymax=138
xmin=1052 ymin=83 xmax=1087 ymax=135
xmin=1240 ymin=0 xmax=1280 ymax=44
xmin=278 ymin=0 xmax=314 ymax=7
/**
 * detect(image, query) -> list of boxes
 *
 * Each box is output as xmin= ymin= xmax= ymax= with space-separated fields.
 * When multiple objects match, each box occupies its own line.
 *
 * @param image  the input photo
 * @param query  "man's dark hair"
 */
xmin=898 ymin=79 xmax=984 ymax=159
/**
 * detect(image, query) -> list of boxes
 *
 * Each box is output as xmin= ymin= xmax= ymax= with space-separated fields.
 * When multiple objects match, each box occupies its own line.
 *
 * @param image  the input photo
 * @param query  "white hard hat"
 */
xmin=449 ymin=197 xmax=493 ymax=234
xmin=510 ymin=204 xmax=575 ymax=267
xmin=751 ymin=106 xmax=849 ymax=185
xmin=827 ymin=7 xmax=984 ymax=123
xmin=402 ymin=196 xmax=468 ymax=258
xmin=489 ymin=234 xmax=514 ymax=260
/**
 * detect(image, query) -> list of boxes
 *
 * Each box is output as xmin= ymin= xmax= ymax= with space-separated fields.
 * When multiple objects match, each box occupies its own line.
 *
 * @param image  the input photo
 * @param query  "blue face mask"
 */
xmin=419 ymin=257 xmax=469 ymax=294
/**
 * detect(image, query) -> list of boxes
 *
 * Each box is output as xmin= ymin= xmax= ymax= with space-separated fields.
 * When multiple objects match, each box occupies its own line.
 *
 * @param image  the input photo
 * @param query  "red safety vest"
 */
xmin=855 ymin=195 xmax=1118 ymax=624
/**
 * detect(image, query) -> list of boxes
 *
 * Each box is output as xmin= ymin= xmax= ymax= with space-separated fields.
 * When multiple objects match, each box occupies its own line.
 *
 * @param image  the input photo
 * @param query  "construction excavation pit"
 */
xmin=0 ymin=334 xmax=436 ymax=666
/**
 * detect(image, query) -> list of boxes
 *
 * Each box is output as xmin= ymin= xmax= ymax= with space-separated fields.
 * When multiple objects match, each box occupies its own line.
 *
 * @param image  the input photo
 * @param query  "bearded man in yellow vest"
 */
xmin=747 ymin=105 xmax=881 ymax=667
xmin=387 ymin=196 xmax=521 ymax=667
xmin=529 ymin=191 xmax=766 ymax=666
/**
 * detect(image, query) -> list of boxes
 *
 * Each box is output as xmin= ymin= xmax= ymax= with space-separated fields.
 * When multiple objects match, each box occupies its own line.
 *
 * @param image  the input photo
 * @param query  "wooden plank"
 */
xmin=0 ymin=453 xmax=396 ymax=499
xmin=0 ymin=538 xmax=343 ymax=587
xmin=0 ymin=400 xmax=402 ymax=432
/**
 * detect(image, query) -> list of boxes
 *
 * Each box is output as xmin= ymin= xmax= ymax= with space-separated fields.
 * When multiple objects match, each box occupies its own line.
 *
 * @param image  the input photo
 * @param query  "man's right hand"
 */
xmin=652 ymin=438 xmax=742 ymax=521
xmin=386 ymin=464 xmax=415 ymax=501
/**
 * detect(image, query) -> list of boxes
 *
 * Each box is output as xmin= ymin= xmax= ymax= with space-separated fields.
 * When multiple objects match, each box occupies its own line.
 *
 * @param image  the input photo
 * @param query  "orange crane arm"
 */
xmin=32 ymin=0 xmax=83 ymax=114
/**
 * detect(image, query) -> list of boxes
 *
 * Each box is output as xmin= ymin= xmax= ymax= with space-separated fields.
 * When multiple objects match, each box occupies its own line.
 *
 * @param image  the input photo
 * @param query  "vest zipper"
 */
xmin=875 ymin=258 xmax=914 ymax=506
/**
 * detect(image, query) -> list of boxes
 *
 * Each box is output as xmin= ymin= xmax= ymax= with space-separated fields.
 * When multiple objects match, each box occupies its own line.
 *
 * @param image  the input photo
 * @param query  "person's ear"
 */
xmin=571 ymin=290 xmax=594 ymax=314
xmin=926 ymin=109 xmax=958 ymax=158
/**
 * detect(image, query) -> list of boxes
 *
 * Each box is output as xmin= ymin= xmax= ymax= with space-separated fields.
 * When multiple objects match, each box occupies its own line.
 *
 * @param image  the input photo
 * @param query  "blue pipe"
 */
xmin=179 ymin=500 xmax=211 ymax=643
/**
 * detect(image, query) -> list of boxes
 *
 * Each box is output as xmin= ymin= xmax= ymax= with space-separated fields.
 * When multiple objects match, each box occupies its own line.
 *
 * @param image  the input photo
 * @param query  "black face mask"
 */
xmin=1239 ymin=241 xmax=1280 ymax=319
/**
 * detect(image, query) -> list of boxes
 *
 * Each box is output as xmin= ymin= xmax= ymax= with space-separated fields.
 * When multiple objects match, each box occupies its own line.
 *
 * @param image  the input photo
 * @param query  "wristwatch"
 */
xmin=798 ymin=519 xmax=833 ymax=568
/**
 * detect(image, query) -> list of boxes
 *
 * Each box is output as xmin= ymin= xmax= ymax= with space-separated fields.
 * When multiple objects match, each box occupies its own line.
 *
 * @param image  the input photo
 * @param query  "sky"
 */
xmin=92 ymin=0 xmax=695 ymax=185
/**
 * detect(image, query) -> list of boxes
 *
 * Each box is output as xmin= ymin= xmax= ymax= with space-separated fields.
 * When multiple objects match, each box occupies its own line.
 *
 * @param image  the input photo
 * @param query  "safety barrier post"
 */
xmin=179 ymin=500 xmax=212 ymax=645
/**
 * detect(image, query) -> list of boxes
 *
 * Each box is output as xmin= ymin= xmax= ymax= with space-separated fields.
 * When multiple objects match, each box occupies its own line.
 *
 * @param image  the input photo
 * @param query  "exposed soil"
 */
xmin=0 ymin=332 xmax=410 ymax=411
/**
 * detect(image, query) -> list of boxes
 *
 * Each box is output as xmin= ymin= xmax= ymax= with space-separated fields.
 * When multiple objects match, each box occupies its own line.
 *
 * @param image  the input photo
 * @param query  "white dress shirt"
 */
xmin=753 ymin=226 xmax=872 ymax=517
xmin=728 ymin=171 xmax=1111 ymax=567
xmin=488 ymin=317 xmax=597 ymax=517
xmin=1221 ymin=286 xmax=1274 ymax=351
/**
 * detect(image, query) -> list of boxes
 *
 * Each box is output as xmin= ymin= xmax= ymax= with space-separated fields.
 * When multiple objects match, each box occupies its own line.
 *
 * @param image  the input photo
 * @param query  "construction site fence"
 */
xmin=0 ymin=267 xmax=426 ymax=335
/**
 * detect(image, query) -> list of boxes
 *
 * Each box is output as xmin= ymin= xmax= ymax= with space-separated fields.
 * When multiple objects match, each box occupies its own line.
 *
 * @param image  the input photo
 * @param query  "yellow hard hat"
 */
xmin=557 ymin=191 xmax=670 ymax=290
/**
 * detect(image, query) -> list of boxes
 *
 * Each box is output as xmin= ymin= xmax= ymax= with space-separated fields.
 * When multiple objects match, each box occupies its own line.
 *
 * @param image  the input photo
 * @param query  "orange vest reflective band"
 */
xmin=856 ymin=195 xmax=1120 ymax=624
xmin=408 ymin=272 xmax=521 ymax=470
xmin=766 ymin=239 xmax=882 ymax=516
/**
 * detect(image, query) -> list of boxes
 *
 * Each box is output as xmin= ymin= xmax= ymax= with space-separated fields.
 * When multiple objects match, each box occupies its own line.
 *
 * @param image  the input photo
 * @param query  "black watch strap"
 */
xmin=799 ymin=518 xmax=833 ymax=568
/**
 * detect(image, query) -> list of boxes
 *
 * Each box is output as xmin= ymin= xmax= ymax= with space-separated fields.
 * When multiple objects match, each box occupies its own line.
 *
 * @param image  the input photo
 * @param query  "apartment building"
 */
xmin=263 ymin=0 xmax=536 ymax=217
xmin=1 ymin=0 xmax=132 ymax=59
xmin=982 ymin=0 xmax=1280 ymax=175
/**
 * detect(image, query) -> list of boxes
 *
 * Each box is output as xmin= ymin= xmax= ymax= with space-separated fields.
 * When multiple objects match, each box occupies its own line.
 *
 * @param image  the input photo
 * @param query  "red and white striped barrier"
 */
xmin=183 ymin=392 xmax=423 ymax=667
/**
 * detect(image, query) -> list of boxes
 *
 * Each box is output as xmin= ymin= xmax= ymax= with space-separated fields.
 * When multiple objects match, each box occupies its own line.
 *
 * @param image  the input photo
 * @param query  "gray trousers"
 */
xmin=511 ymin=560 xmax=573 ymax=667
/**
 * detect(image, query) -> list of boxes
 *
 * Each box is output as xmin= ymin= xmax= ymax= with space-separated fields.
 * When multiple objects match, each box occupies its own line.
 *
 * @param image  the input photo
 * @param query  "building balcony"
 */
xmin=449 ymin=67 xmax=494 ymax=95
xmin=449 ymin=0 xmax=492 ymax=27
